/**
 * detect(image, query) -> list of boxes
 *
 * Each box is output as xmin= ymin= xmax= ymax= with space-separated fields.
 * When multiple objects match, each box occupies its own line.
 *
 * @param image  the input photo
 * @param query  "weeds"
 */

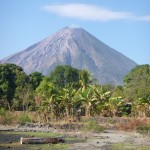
xmin=137 ymin=126 xmax=150 ymax=136
xmin=82 ymin=119 xmax=105 ymax=133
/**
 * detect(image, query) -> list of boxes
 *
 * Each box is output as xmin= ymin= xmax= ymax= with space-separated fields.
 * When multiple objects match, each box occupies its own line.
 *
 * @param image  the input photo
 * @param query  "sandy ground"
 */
xmin=0 ymin=125 xmax=150 ymax=150
xmin=68 ymin=130 xmax=150 ymax=150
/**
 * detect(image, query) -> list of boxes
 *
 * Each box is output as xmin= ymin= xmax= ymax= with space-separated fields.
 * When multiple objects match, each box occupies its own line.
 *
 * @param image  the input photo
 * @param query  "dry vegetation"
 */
xmin=0 ymin=111 xmax=150 ymax=134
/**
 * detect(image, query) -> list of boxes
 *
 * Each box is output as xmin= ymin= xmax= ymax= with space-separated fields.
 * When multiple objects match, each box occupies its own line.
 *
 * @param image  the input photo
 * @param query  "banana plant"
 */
xmin=36 ymin=79 xmax=58 ymax=120
xmin=76 ymin=86 xmax=94 ymax=117
xmin=58 ymin=83 xmax=77 ymax=118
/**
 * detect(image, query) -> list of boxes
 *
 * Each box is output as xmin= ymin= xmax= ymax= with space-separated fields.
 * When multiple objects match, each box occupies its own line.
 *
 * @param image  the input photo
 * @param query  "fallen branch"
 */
xmin=20 ymin=137 xmax=65 ymax=144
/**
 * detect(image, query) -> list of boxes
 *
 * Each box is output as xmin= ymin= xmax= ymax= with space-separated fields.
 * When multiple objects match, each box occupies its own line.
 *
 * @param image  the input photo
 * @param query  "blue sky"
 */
xmin=0 ymin=0 xmax=150 ymax=64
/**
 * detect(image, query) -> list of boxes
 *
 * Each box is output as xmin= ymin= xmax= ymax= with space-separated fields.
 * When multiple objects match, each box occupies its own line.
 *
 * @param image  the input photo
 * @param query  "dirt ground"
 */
xmin=68 ymin=130 xmax=150 ymax=150
xmin=0 ymin=125 xmax=150 ymax=150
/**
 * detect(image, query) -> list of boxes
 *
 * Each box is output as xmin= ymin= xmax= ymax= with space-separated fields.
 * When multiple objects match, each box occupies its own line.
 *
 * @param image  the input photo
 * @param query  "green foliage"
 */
xmin=49 ymin=65 xmax=79 ymax=89
xmin=112 ymin=85 xmax=124 ymax=97
xmin=59 ymin=84 xmax=78 ymax=118
xmin=36 ymin=79 xmax=58 ymax=120
xmin=18 ymin=113 xmax=31 ymax=125
xmin=28 ymin=72 xmax=44 ymax=90
xmin=0 ymin=63 xmax=28 ymax=110
xmin=0 ymin=64 xmax=44 ymax=111
xmin=124 ymin=64 xmax=150 ymax=101
xmin=79 ymin=69 xmax=93 ymax=85
xmin=1 ymin=63 xmax=150 ymax=120
xmin=0 ymin=107 xmax=6 ymax=116
xmin=123 ymin=64 xmax=150 ymax=117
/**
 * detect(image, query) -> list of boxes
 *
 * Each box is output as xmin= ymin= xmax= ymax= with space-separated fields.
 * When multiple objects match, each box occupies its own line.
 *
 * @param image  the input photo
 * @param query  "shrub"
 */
xmin=0 ymin=107 xmax=6 ymax=116
xmin=82 ymin=119 xmax=105 ymax=133
xmin=18 ymin=113 xmax=31 ymax=125
xmin=0 ymin=108 xmax=14 ymax=124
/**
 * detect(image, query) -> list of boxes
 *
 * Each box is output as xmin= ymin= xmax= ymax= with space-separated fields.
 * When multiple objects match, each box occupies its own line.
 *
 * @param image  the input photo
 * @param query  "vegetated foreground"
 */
xmin=0 ymin=117 xmax=150 ymax=150
xmin=0 ymin=63 xmax=150 ymax=149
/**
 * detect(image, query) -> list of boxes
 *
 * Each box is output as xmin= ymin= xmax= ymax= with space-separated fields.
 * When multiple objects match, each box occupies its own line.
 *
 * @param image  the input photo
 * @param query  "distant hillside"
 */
xmin=0 ymin=27 xmax=137 ymax=85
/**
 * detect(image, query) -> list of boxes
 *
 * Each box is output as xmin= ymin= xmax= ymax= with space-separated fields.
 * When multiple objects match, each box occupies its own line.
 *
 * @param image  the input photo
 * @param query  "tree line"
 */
xmin=0 ymin=63 xmax=150 ymax=121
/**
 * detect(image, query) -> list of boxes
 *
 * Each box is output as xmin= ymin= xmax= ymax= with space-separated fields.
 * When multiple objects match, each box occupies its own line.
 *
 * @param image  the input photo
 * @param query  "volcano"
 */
xmin=0 ymin=27 xmax=137 ymax=85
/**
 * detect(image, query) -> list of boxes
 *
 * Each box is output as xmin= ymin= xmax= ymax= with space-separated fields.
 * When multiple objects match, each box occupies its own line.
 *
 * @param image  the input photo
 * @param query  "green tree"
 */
xmin=79 ymin=69 xmax=95 ymax=87
xmin=124 ymin=64 xmax=150 ymax=101
xmin=13 ymin=72 xmax=29 ymax=110
xmin=0 ymin=63 xmax=27 ymax=110
xmin=15 ymin=84 xmax=35 ymax=111
xmin=49 ymin=65 xmax=79 ymax=89
xmin=124 ymin=64 xmax=150 ymax=117
xmin=112 ymin=85 xmax=124 ymax=97
xmin=28 ymin=72 xmax=44 ymax=90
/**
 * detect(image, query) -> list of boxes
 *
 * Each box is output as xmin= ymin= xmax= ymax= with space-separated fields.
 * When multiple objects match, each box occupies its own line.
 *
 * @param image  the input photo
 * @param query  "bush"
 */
xmin=18 ymin=113 xmax=31 ymax=125
xmin=0 ymin=108 xmax=14 ymax=124
xmin=0 ymin=107 xmax=6 ymax=116
xmin=82 ymin=119 xmax=105 ymax=133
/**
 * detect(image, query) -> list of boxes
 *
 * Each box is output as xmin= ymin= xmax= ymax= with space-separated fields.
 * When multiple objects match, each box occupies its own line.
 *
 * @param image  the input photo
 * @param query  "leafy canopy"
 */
xmin=48 ymin=65 xmax=80 ymax=89
xmin=124 ymin=64 xmax=150 ymax=102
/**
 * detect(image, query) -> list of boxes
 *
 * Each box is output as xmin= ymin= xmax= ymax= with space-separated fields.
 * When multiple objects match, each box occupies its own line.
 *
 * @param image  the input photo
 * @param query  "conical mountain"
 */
xmin=0 ymin=27 xmax=137 ymax=85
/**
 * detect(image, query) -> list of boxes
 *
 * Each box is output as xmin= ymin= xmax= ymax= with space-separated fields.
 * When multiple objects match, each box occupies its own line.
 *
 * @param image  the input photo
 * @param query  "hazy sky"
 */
xmin=0 ymin=0 xmax=150 ymax=64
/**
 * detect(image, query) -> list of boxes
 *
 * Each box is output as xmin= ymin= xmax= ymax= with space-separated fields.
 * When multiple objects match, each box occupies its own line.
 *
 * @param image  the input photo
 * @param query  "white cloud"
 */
xmin=43 ymin=3 xmax=150 ymax=22
xmin=138 ymin=15 xmax=150 ymax=21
